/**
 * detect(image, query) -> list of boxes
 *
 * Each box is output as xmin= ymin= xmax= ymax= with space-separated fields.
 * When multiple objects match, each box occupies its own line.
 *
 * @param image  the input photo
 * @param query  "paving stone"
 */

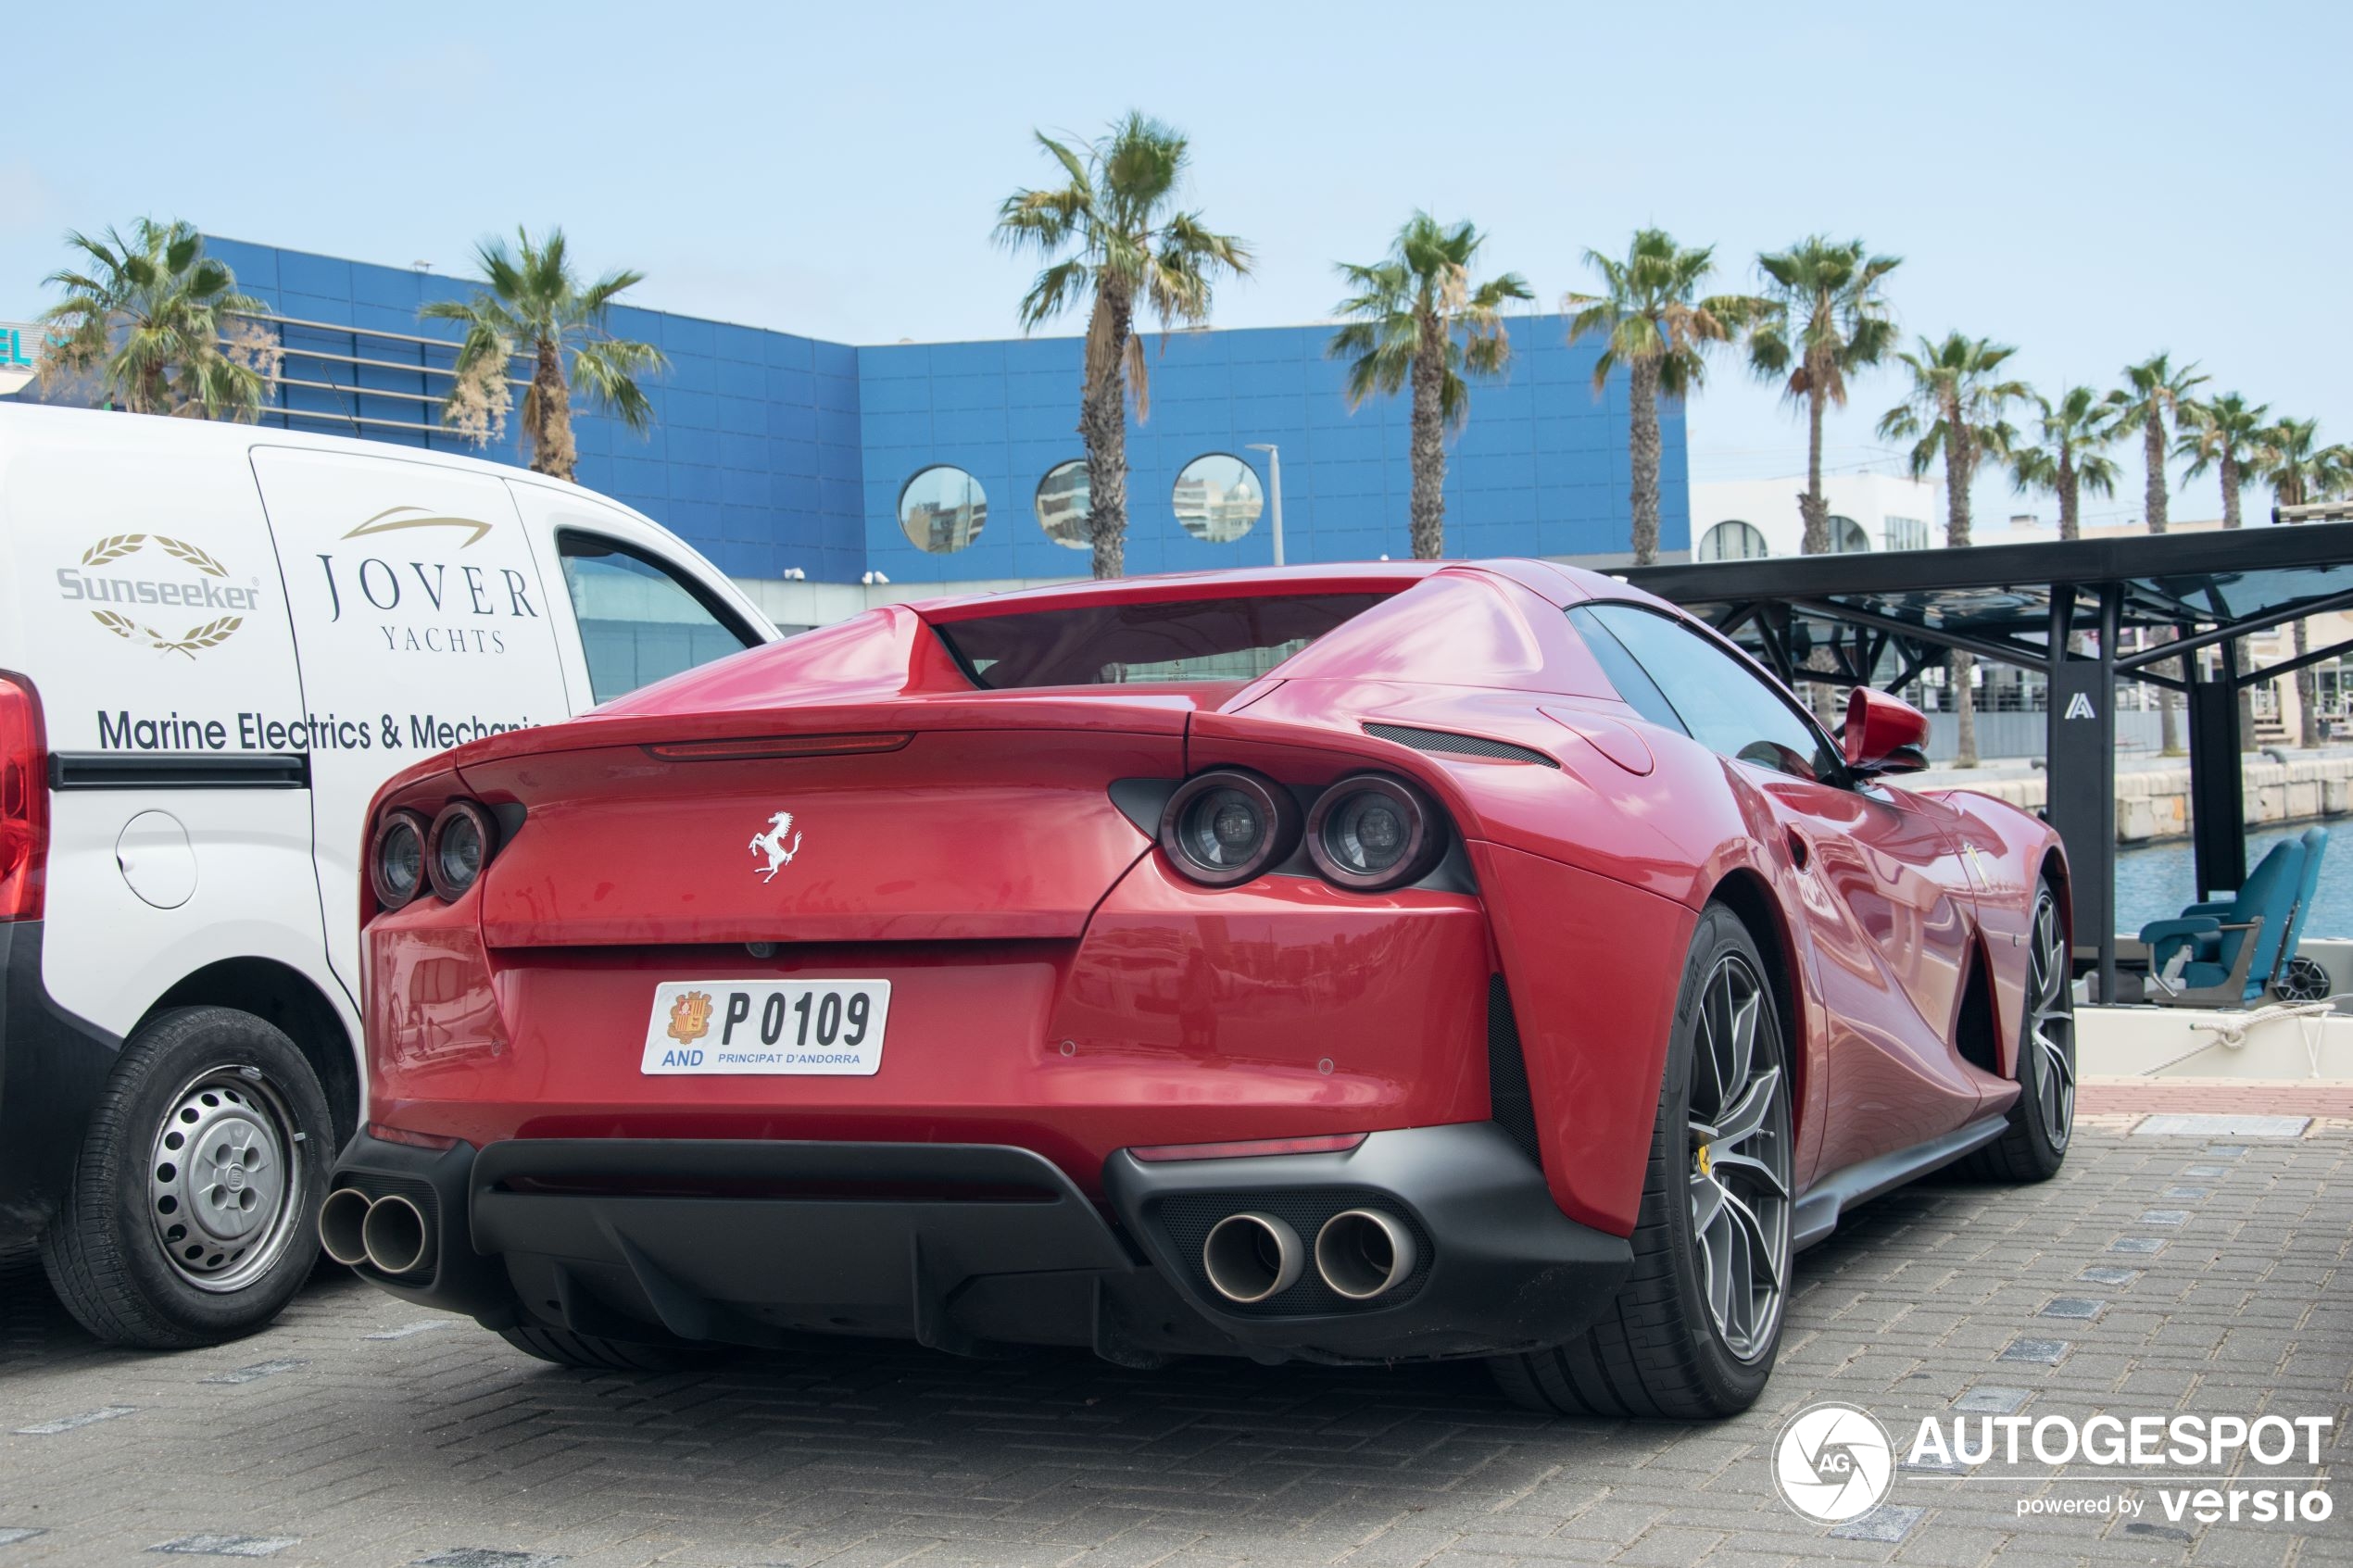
xmin=2107 ymin=1237 xmax=2166 ymax=1254
xmin=1997 ymin=1338 xmax=2070 ymax=1363
xmin=200 ymin=1358 xmax=308 ymax=1385
xmin=2075 ymin=1267 xmax=2138 ymax=1286
xmin=2036 ymin=1298 xmax=2105 ymax=1320
xmin=1828 ymin=1505 xmax=1928 ymax=1543
xmin=149 ymin=1537 xmax=302 ymax=1559
xmin=0 ymin=1531 xmax=44 ymax=1548
xmin=2133 ymin=1116 xmax=2307 ymax=1138
xmin=363 ymin=1320 xmax=455 ymax=1341
xmin=2138 ymin=1210 xmax=2193 ymax=1225
xmin=13 ymin=1404 xmax=136 ymax=1434
xmin=1950 ymin=1387 xmax=2032 ymax=1414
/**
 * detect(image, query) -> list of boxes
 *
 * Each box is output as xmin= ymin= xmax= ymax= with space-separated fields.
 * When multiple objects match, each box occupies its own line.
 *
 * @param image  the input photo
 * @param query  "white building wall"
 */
xmin=1690 ymin=472 xmax=1944 ymax=560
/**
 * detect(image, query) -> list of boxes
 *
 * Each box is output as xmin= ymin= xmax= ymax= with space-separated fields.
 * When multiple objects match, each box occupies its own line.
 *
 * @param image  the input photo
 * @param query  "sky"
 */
xmin=6 ymin=0 xmax=2346 ymax=533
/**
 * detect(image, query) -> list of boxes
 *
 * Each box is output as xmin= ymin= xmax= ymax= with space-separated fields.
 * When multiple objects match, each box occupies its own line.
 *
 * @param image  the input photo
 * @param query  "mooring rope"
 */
xmin=2178 ymin=998 xmax=2343 ymax=1076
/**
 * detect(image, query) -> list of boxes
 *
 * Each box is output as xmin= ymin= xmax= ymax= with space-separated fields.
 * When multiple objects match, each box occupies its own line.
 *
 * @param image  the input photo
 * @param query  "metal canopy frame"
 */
xmin=1618 ymin=521 xmax=2353 ymax=996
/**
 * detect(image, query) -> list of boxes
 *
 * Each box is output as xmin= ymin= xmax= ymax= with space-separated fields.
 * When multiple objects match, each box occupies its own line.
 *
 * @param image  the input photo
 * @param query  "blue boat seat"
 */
xmin=2139 ymin=837 xmax=2307 ymax=1007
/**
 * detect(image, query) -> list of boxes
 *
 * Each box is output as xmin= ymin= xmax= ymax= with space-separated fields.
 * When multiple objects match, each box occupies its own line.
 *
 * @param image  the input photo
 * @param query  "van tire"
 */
xmin=41 ymin=1007 xmax=333 ymax=1349
xmin=497 ymin=1324 xmax=711 ymax=1373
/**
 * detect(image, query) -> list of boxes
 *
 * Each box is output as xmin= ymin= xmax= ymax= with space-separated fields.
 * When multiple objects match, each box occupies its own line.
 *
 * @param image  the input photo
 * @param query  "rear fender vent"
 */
xmin=1487 ymin=975 xmax=1543 ymax=1169
xmin=1365 ymin=722 xmax=1559 ymax=768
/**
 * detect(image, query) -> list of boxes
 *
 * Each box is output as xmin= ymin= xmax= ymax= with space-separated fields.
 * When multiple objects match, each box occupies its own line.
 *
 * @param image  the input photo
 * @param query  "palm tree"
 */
xmin=1879 ymin=333 xmax=2028 ymax=768
xmin=2010 ymin=385 xmax=2123 ymax=540
xmin=2256 ymin=418 xmax=2353 ymax=510
xmin=2111 ymin=354 xmax=2208 ymax=755
xmin=421 ymin=228 xmax=665 ymax=483
xmin=36 ymin=219 xmax=272 ymax=419
xmin=2176 ymin=392 xmax=2271 ymax=748
xmin=2255 ymin=418 xmax=2353 ymax=746
xmin=1328 ymin=214 xmax=1531 ymax=560
xmin=1747 ymin=237 xmax=1902 ymax=554
xmin=1564 ymin=230 xmax=1764 ymax=565
xmin=996 ymin=113 xmax=1252 ymax=579
xmin=2177 ymin=392 xmax=2271 ymax=529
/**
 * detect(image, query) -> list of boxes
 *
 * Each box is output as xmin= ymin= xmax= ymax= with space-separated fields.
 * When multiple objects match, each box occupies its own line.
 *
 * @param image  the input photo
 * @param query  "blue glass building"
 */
xmin=197 ymin=239 xmax=1687 ymax=596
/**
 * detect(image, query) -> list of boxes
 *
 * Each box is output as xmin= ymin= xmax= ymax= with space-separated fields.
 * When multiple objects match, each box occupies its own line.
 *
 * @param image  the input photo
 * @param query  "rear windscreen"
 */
xmin=933 ymin=593 xmax=1391 ymax=688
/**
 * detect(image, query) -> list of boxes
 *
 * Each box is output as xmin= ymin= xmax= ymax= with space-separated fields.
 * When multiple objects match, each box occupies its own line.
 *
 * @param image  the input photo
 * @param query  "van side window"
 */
xmin=556 ymin=533 xmax=759 ymax=704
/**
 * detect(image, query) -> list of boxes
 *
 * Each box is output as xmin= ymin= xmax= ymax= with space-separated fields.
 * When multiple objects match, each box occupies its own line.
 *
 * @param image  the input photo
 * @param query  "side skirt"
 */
xmin=1792 ymin=1115 xmax=2011 ymax=1250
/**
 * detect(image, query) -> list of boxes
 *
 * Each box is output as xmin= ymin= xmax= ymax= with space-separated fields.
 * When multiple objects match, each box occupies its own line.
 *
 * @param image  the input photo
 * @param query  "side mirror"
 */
xmin=1843 ymin=687 xmax=1931 ymax=777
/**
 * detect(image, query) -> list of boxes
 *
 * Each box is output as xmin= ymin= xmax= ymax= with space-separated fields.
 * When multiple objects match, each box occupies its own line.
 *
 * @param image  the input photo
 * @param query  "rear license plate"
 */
xmin=641 ymin=980 xmax=891 ymax=1075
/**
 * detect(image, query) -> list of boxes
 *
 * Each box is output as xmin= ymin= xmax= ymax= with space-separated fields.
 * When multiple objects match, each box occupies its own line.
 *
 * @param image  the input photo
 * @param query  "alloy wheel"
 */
xmin=147 ymin=1066 xmax=305 ymax=1292
xmin=1686 ymin=951 xmax=1792 ymax=1363
xmin=2027 ymin=892 xmax=2076 ymax=1150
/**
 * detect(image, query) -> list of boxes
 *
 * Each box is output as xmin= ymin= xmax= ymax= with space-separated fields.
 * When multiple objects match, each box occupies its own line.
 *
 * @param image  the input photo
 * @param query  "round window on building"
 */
xmin=1172 ymin=453 xmax=1263 ymax=543
xmin=898 ymin=466 xmax=988 ymax=554
xmin=1698 ymin=520 xmax=1768 ymax=562
xmin=1828 ymin=514 xmax=1872 ymax=554
xmin=1036 ymin=460 xmax=1091 ymax=549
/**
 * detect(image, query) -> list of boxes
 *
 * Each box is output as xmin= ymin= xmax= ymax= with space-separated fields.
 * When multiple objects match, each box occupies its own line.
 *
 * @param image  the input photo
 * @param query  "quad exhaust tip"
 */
xmin=359 ymin=1193 xmax=431 ymax=1275
xmin=1314 ymin=1209 xmax=1416 ymax=1300
xmin=319 ymin=1188 xmax=433 ymax=1276
xmin=317 ymin=1186 xmax=372 ymax=1268
xmin=1201 ymin=1211 xmax=1304 ymax=1304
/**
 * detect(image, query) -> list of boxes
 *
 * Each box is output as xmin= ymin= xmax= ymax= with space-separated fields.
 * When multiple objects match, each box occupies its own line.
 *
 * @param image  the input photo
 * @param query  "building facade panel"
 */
xmin=57 ymin=239 xmax=1685 ymax=596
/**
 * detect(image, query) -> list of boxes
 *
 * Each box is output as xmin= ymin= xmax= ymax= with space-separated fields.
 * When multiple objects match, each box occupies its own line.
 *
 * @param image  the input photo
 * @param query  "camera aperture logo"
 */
xmin=1774 ymin=1401 xmax=1895 ymax=1523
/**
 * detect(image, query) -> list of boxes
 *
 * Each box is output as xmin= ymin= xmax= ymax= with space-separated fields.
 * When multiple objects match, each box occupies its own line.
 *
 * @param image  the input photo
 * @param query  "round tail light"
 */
xmin=369 ymin=810 xmax=430 ymax=910
xmin=1306 ymin=774 xmax=1443 ymax=891
xmin=424 ymin=800 xmax=498 ymax=902
xmin=1158 ymin=770 xmax=1297 ymax=886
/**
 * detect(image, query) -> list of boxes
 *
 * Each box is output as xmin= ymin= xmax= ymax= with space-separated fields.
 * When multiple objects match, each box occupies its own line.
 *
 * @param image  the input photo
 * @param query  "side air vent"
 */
xmin=1487 ymin=975 xmax=1543 ymax=1169
xmin=1365 ymin=723 xmax=1559 ymax=768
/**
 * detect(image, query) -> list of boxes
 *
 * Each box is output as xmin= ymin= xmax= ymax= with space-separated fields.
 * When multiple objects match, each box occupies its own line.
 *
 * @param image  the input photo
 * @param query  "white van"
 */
xmin=0 ymin=403 xmax=776 ymax=1346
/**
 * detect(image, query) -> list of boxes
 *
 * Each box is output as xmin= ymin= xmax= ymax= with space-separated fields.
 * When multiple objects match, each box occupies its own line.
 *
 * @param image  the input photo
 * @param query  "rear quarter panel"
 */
xmin=1930 ymin=788 xmax=2068 ymax=1078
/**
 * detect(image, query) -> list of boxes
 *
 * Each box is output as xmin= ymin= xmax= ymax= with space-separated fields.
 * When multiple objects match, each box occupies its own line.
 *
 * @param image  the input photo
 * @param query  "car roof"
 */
xmin=911 ymin=558 xmax=1643 ymax=623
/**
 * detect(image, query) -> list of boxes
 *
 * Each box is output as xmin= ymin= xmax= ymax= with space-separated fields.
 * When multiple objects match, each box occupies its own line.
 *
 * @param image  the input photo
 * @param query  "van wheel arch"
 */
xmin=146 ymin=960 xmax=359 ymax=1151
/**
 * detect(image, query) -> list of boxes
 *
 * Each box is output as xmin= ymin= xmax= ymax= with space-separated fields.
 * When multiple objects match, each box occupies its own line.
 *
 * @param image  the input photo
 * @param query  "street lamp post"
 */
xmin=1243 ymin=443 xmax=1286 ymax=567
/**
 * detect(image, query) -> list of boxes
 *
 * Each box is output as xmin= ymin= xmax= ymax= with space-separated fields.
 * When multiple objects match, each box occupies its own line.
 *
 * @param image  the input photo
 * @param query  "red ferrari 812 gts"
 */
xmin=326 ymin=558 xmax=2073 ymax=1419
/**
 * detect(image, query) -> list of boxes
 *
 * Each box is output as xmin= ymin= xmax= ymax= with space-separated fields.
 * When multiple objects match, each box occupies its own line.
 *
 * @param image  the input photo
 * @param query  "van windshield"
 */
xmin=932 ymin=593 xmax=1390 ymax=689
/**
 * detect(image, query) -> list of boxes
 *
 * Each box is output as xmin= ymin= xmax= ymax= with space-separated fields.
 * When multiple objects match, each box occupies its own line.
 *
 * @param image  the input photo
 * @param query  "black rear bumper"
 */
xmin=331 ymin=1121 xmax=1631 ymax=1365
xmin=0 ymin=922 xmax=122 ymax=1247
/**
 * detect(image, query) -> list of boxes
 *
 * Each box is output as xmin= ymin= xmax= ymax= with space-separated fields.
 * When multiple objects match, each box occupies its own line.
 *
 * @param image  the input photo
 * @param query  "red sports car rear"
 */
xmin=328 ymin=559 xmax=2071 ymax=1416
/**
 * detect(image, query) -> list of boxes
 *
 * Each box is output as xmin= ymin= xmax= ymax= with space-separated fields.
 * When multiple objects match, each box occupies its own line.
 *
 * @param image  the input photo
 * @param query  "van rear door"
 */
xmin=249 ymin=446 xmax=573 ymax=1001
xmin=1 ymin=419 xmax=313 ymax=1034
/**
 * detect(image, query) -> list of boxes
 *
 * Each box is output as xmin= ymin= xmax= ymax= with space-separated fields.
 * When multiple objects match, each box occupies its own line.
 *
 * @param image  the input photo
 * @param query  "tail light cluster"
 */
xmin=0 ymin=672 xmax=47 ymax=922
xmin=371 ymin=799 xmax=502 ymax=910
xmin=1157 ymin=769 xmax=1446 ymax=893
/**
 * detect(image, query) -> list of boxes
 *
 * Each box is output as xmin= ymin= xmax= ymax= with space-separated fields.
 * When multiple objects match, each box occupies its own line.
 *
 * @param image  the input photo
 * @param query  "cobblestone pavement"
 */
xmin=2 ymin=1126 xmax=2346 ymax=1568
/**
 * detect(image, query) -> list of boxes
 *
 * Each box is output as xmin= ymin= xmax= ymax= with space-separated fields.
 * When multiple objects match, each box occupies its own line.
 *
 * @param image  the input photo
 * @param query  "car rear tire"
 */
xmin=1491 ymin=903 xmax=1793 ymax=1420
xmin=40 ymin=1006 xmax=332 ymax=1348
xmin=1957 ymin=879 xmax=2073 ymax=1184
xmin=497 ymin=1324 xmax=712 ymax=1373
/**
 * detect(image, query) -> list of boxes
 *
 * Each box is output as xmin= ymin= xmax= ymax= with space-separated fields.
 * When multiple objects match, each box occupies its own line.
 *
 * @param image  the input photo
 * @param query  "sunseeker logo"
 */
xmin=57 ymin=533 xmax=262 ymax=659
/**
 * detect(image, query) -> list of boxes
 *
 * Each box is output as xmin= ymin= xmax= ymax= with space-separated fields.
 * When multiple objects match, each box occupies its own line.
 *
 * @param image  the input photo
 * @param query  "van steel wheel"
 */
xmin=42 ymin=1006 xmax=333 ymax=1348
xmin=147 ymin=1066 xmax=306 ymax=1292
xmin=1492 ymin=903 xmax=1793 ymax=1420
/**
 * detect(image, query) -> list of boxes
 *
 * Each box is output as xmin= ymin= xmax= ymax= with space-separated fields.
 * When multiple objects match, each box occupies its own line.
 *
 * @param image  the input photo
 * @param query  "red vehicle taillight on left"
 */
xmin=370 ymin=798 xmax=504 ymax=912
xmin=0 ymin=671 xmax=47 ymax=922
